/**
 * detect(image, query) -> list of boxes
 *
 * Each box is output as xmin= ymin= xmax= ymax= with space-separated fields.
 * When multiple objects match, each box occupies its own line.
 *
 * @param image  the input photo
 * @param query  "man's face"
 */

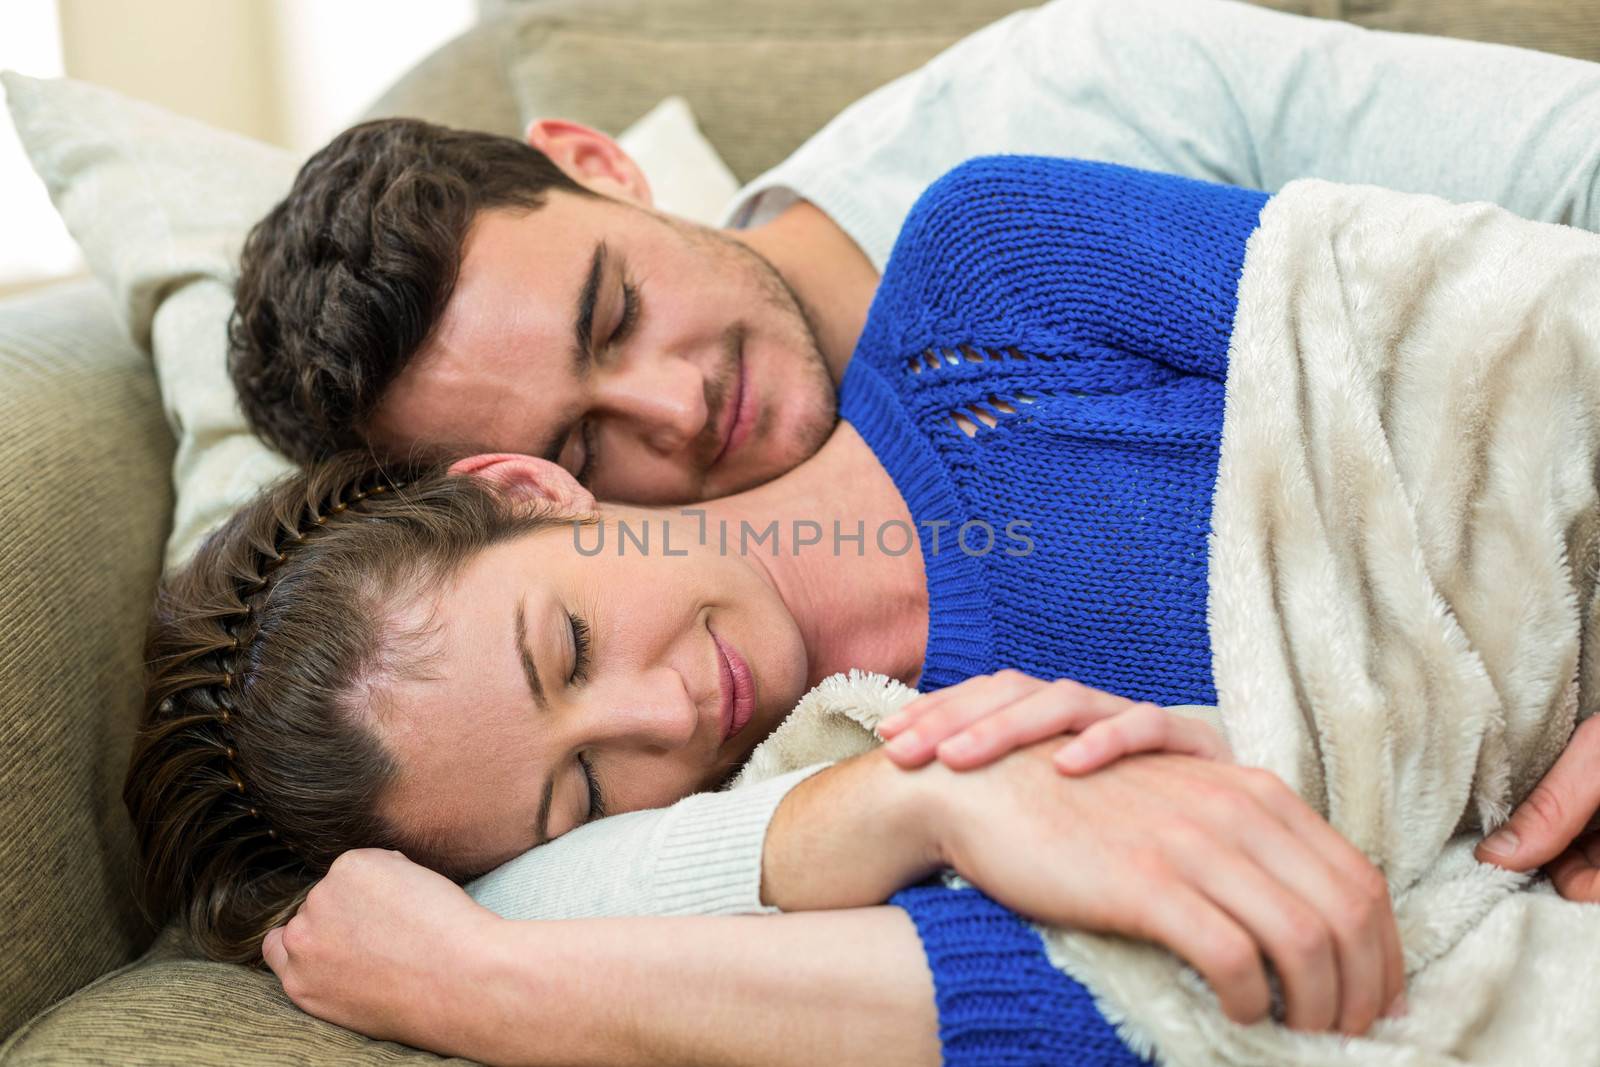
xmin=368 ymin=192 xmax=839 ymax=503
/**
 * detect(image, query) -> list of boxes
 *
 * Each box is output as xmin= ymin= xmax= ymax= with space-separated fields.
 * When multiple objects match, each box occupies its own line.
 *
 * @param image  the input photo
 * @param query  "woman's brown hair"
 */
xmin=124 ymin=452 xmax=565 ymax=963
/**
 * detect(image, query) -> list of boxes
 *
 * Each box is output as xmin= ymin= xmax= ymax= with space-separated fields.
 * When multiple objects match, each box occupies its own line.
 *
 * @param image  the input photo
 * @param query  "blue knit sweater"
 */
xmin=853 ymin=156 xmax=1269 ymax=1064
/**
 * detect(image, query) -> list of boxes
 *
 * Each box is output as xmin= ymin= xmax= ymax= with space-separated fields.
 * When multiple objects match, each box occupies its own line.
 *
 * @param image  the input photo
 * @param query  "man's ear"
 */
xmin=526 ymin=119 xmax=654 ymax=207
xmin=449 ymin=453 xmax=598 ymax=514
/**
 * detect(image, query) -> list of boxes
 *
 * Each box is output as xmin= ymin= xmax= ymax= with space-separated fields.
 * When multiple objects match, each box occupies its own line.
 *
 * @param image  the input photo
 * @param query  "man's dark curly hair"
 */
xmin=228 ymin=119 xmax=593 ymax=464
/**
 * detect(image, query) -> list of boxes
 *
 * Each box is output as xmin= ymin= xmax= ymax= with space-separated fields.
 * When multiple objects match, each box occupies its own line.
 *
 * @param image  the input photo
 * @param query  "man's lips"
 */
xmin=709 ymin=342 xmax=751 ymax=470
xmin=711 ymin=629 xmax=755 ymax=744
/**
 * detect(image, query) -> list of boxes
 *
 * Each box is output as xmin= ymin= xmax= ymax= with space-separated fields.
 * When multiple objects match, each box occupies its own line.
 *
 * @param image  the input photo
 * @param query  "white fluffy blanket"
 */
xmin=735 ymin=181 xmax=1600 ymax=1065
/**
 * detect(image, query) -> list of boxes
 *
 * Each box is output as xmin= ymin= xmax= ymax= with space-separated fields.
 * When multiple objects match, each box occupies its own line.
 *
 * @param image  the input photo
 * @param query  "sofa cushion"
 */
xmin=1251 ymin=0 xmax=1600 ymax=64
xmin=0 ymin=927 xmax=469 ymax=1065
xmin=0 ymin=281 xmax=173 ymax=1038
xmin=360 ymin=19 xmax=526 ymax=139
xmin=497 ymin=0 xmax=1043 ymax=183
xmin=2 ymin=72 xmax=300 ymax=571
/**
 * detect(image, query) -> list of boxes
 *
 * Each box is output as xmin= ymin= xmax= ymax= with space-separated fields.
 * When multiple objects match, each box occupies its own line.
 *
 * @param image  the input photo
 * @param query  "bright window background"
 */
xmin=0 ymin=0 xmax=477 ymax=292
xmin=0 ymin=0 xmax=77 ymax=288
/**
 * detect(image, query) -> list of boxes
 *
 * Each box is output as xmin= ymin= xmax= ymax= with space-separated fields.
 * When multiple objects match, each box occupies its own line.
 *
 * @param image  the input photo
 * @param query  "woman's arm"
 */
xmin=466 ymin=750 xmax=948 ymax=922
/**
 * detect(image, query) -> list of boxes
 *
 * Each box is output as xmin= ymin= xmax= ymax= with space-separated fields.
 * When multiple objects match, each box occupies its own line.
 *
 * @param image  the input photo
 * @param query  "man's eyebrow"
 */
xmin=572 ymin=240 xmax=606 ymax=376
xmin=515 ymin=597 xmax=556 ymax=846
xmin=534 ymin=240 xmax=609 ymax=465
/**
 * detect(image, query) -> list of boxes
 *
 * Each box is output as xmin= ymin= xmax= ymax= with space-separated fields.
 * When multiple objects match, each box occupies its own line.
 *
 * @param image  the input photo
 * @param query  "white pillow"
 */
xmin=2 ymin=71 xmax=299 ymax=571
xmin=615 ymin=95 xmax=740 ymax=226
xmin=2 ymin=71 xmax=742 ymax=568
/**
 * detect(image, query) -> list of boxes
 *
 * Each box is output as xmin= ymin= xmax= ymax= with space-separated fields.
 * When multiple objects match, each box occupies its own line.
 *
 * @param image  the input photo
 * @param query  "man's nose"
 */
xmin=594 ymin=357 xmax=706 ymax=455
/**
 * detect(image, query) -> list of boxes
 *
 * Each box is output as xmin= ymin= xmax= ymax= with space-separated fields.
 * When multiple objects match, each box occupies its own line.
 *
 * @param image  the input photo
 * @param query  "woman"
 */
xmin=127 ymin=157 xmax=1402 ymax=1062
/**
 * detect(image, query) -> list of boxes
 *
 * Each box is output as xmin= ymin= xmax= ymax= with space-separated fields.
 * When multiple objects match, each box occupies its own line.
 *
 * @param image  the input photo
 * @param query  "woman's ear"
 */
xmin=525 ymin=119 xmax=654 ymax=207
xmin=449 ymin=453 xmax=598 ymax=514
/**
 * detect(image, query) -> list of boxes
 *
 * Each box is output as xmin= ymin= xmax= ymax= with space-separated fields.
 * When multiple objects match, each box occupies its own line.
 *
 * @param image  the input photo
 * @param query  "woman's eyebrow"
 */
xmin=514 ymin=597 xmax=558 ymax=846
xmin=513 ymin=598 xmax=548 ymax=713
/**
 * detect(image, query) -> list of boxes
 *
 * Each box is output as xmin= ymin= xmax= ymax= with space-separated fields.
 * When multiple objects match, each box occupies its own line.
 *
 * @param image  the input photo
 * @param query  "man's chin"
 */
xmin=715 ymin=436 xmax=826 ymax=497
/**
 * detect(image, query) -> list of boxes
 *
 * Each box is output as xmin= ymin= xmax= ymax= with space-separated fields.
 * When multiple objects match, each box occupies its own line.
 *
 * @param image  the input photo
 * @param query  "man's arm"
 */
xmin=734 ymin=0 xmax=1600 ymax=270
xmin=268 ymin=850 xmax=941 ymax=1067
xmin=286 ymin=741 xmax=1405 ymax=1047
xmin=474 ymin=909 xmax=940 ymax=1067
xmin=1084 ymin=0 xmax=1600 ymax=224
xmin=763 ymin=742 xmax=1406 ymax=1036
xmin=1477 ymin=715 xmax=1600 ymax=899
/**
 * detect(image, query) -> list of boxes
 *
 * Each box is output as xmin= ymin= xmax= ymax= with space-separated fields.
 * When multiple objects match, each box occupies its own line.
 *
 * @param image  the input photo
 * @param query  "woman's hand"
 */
xmin=878 ymin=670 xmax=1230 ymax=774
xmin=915 ymin=740 xmax=1406 ymax=1037
xmin=261 ymin=849 xmax=502 ymax=1051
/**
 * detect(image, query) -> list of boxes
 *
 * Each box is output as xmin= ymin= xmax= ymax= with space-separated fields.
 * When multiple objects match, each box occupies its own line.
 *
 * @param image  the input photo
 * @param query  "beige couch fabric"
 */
xmin=0 ymin=281 xmax=172 ymax=1038
xmin=498 ymin=0 xmax=1040 ymax=183
xmin=2 ymin=71 xmax=301 ymax=572
xmin=1 ymin=929 xmax=470 ymax=1066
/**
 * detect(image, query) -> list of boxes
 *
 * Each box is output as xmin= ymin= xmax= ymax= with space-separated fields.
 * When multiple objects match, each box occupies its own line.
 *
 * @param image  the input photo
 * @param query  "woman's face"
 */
xmin=372 ymin=508 xmax=810 ymax=875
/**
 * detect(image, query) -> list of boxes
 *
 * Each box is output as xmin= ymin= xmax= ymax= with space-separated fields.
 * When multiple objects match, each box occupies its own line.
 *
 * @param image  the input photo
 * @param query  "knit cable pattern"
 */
xmin=841 ymin=155 xmax=1269 ymax=705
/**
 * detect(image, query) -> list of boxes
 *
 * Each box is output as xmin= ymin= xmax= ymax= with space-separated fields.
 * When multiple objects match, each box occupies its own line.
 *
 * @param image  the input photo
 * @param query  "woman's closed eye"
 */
xmin=579 ymin=751 xmax=606 ymax=823
xmin=568 ymin=611 xmax=591 ymax=685
xmin=567 ymin=611 xmax=606 ymax=822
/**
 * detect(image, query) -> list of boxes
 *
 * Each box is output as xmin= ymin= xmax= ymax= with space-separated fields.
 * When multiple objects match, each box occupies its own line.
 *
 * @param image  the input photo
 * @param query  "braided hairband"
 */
xmin=179 ymin=476 xmax=409 ymax=848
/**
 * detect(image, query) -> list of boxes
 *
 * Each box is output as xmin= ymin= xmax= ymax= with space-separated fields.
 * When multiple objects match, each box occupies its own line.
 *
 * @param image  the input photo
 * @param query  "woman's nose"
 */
xmin=600 ymin=666 xmax=701 ymax=750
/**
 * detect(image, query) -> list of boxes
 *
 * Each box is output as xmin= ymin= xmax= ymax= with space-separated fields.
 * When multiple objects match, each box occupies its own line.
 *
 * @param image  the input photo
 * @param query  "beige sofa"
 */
xmin=2 ymin=0 xmax=1595 ymax=1062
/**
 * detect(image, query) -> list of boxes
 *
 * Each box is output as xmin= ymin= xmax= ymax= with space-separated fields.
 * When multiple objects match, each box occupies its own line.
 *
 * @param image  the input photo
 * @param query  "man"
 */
xmin=228 ymin=0 xmax=1600 ymax=1039
xmin=230 ymin=0 xmax=1600 ymax=506
xmin=231 ymin=0 xmax=1600 ymax=900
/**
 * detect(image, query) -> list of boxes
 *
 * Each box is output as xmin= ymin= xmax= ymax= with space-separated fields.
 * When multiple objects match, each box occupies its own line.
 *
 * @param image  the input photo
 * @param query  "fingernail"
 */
xmin=879 ymin=712 xmax=908 ymax=734
xmin=1383 ymin=993 xmax=1408 ymax=1019
xmin=939 ymin=735 xmax=976 ymax=758
xmin=1481 ymin=829 xmax=1519 ymax=858
xmin=1054 ymin=741 xmax=1086 ymax=772
xmin=886 ymin=732 xmax=920 ymax=757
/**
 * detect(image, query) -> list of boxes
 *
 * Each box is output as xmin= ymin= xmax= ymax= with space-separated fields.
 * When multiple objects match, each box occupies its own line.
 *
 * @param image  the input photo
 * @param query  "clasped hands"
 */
xmin=889 ymin=671 xmax=1600 ymax=898
xmin=264 ymin=670 xmax=1411 ymax=1043
xmin=876 ymin=672 xmax=1404 ymax=1035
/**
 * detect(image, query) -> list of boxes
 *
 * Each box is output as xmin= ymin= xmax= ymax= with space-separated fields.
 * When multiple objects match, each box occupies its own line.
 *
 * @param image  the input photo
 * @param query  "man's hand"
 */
xmin=878 ymin=670 xmax=1230 ymax=774
xmin=1476 ymin=715 xmax=1600 ymax=900
xmin=262 ymin=850 xmax=946 ymax=1066
xmin=261 ymin=849 xmax=502 ymax=1049
xmin=911 ymin=741 xmax=1404 ymax=1037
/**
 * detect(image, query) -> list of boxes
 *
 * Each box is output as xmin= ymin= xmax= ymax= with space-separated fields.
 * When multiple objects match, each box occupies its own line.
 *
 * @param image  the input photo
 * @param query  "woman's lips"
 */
xmin=711 ymin=629 xmax=755 ymax=743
